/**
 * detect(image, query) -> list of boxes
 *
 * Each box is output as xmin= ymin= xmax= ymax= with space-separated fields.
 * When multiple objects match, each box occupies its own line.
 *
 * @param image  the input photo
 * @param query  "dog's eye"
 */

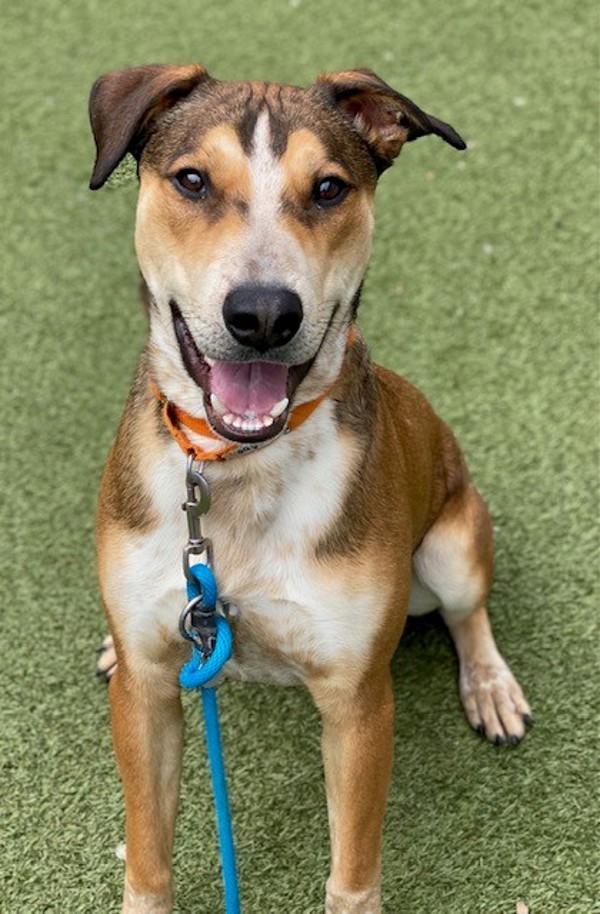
xmin=314 ymin=176 xmax=348 ymax=207
xmin=172 ymin=169 xmax=209 ymax=199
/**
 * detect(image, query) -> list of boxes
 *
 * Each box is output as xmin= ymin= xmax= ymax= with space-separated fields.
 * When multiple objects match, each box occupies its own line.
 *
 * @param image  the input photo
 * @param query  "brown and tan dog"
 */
xmin=90 ymin=65 xmax=532 ymax=914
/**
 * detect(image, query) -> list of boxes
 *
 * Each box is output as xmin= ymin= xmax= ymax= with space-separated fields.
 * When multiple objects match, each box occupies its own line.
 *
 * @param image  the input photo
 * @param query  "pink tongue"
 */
xmin=210 ymin=361 xmax=289 ymax=416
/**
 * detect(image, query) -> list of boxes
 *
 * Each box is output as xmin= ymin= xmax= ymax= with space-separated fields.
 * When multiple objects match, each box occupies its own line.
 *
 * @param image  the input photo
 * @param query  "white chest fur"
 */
xmin=107 ymin=405 xmax=386 ymax=685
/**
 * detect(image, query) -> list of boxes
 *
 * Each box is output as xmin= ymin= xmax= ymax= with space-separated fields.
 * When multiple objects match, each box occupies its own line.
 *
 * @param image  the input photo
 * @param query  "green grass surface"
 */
xmin=1 ymin=1 xmax=598 ymax=912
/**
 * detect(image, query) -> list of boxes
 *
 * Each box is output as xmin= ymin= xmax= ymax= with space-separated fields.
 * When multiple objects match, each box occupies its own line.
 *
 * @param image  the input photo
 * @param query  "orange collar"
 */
xmin=151 ymin=381 xmax=331 ymax=461
xmin=151 ymin=326 xmax=356 ymax=461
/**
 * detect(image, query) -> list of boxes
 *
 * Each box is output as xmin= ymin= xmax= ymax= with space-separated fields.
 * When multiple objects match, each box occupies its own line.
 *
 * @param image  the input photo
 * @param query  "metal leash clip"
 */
xmin=179 ymin=593 xmax=218 ymax=658
xmin=179 ymin=454 xmax=217 ymax=657
xmin=182 ymin=454 xmax=213 ymax=580
xmin=179 ymin=454 xmax=240 ymax=659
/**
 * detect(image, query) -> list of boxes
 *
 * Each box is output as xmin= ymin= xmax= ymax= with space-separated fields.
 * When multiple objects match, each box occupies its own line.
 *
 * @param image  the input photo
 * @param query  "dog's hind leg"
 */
xmin=109 ymin=651 xmax=184 ymax=914
xmin=96 ymin=633 xmax=117 ymax=681
xmin=412 ymin=483 xmax=532 ymax=744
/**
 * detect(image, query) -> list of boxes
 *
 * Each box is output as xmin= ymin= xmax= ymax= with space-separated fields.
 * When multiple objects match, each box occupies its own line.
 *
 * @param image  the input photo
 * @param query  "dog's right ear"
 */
xmin=316 ymin=68 xmax=466 ymax=174
xmin=89 ymin=64 xmax=210 ymax=190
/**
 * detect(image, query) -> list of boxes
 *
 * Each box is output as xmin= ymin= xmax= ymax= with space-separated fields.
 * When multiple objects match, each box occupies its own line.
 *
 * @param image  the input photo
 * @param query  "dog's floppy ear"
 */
xmin=89 ymin=64 xmax=210 ymax=190
xmin=316 ymin=68 xmax=466 ymax=173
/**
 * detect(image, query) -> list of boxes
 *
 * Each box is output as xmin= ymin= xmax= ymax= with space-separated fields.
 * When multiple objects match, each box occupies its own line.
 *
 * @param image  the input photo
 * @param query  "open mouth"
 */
xmin=171 ymin=302 xmax=313 ymax=443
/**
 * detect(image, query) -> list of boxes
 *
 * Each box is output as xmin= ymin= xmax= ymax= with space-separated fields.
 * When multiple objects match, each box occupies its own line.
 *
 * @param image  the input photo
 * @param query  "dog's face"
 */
xmin=90 ymin=66 xmax=464 ymax=443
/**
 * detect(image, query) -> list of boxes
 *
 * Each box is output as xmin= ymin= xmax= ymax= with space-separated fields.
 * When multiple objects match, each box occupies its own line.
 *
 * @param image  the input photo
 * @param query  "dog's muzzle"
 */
xmin=171 ymin=299 xmax=314 ymax=444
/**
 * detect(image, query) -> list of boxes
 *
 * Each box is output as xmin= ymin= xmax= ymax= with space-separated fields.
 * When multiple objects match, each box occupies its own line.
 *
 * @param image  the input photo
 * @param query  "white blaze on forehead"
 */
xmin=245 ymin=110 xmax=299 ymax=280
xmin=249 ymin=110 xmax=282 ymax=224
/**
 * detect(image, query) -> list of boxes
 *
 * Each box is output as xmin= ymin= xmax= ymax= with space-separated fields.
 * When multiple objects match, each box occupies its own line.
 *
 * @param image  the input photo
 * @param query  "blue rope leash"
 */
xmin=180 ymin=563 xmax=241 ymax=914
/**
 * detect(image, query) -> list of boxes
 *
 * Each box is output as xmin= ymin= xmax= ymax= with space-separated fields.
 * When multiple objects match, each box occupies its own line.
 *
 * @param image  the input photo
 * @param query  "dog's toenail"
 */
xmin=523 ymin=714 xmax=534 ymax=727
xmin=475 ymin=723 xmax=485 ymax=736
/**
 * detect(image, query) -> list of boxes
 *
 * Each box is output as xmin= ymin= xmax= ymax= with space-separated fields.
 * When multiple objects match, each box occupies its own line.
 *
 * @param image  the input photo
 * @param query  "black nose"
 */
xmin=223 ymin=285 xmax=303 ymax=352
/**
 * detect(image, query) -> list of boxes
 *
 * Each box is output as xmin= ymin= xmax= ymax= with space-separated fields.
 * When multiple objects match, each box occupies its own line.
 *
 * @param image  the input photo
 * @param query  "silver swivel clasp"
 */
xmin=180 ymin=453 xmax=239 ymax=642
xmin=182 ymin=453 xmax=213 ymax=581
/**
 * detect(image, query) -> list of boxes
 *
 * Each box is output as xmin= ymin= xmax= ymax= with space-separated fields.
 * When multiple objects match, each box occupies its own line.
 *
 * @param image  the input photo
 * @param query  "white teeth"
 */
xmin=270 ymin=397 xmax=289 ymax=419
xmin=210 ymin=393 xmax=227 ymax=416
xmin=220 ymin=410 xmax=278 ymax=432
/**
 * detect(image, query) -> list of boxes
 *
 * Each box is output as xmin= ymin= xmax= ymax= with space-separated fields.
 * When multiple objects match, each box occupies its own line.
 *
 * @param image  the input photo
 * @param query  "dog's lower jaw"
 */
xmin=122 ymin=878 xmax=173 ymax=914
xmin=325 ymin=880 xmax=382 ymax=914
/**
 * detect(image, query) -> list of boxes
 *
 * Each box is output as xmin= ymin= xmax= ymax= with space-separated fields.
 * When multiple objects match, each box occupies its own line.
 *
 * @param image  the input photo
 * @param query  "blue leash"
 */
xmin=180 ymin=563 xmax=241 ymax=914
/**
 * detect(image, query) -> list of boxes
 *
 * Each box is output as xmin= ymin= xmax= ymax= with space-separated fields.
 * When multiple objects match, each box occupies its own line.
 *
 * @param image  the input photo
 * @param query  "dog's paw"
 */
xmin=95 ymin=634 xmax=117 ymax=683
xmin=325 ymin=881 xmax=381 ymax=914
xmin=123 ymin=878 xmax=173 ymax=914
xmin=459 ymin=659 xmax=533 ymax=745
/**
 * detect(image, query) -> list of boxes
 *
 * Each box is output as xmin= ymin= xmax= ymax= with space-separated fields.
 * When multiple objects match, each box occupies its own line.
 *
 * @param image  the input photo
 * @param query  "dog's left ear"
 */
xmin=316 ymin=68 xmax=466 ymax=173
xmin=89 ymin=63 xmax=210 ymax=190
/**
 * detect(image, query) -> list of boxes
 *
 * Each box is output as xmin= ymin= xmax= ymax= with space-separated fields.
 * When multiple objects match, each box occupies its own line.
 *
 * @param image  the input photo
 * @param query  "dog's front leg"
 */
xmin=110 ymin=659 xmax=184 ymax=914
xmin=310 ymin=671 xmax=394 ymax=914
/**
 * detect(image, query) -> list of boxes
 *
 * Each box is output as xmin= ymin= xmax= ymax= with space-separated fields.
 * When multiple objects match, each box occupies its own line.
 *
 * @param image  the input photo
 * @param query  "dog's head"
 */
xmin=89 ymin=65 xmax=465 ymax=444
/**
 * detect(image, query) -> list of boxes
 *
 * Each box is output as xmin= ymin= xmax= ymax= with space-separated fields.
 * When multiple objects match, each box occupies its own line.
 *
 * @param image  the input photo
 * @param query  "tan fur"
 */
xmin=279 ymin=129 xmax=375 ymax=258
xmin=89 ymin=67 xmax=531 ymax=914
xmin=136 ymin=169 xmax=247 ymax=285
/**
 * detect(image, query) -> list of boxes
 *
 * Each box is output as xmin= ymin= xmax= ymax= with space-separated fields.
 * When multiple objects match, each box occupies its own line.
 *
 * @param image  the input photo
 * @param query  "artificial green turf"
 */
xmin=1 ymin=1 xmax=598 ymax=911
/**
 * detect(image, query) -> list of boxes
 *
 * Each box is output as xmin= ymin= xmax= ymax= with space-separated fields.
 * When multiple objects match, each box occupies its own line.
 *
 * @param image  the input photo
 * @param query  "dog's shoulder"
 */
xmin=97 ymin=350 xmax=165 ymax=533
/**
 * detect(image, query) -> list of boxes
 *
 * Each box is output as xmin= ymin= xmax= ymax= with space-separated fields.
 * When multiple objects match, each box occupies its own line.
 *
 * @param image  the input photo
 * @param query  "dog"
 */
xmin=89 ymin=65 xmax=532 ymax=914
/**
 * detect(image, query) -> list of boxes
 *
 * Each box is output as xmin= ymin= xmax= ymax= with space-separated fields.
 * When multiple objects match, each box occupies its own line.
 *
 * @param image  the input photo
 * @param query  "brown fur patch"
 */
xmin=316 ymin=331 xmax=469 ymax=574
xmin=98 ymin=357 xmax=157 ymax=532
